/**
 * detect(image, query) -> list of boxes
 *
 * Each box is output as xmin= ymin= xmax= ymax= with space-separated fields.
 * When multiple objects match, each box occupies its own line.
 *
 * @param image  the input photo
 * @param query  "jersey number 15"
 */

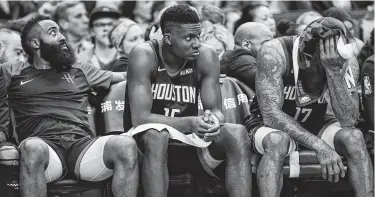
xmin=164 ymin=108 xmax=181 ymax=117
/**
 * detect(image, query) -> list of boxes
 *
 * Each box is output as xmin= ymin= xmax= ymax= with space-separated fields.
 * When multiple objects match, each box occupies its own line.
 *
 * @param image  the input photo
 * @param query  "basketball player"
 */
xmin=126 ymin=5 xmax=252 ymax=197
xmin=246 ymin=17 xmax=373 ymax=197
xmin=0 ymin=15 xmax=139 ymax=197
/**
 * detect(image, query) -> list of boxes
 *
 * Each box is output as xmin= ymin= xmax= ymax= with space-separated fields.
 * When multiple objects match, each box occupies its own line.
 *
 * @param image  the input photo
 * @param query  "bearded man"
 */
xmin=0 ymin=15 xmax=139 ymax=197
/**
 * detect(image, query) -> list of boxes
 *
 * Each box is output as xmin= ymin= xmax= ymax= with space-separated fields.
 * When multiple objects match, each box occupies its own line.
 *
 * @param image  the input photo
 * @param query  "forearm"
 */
xmin=326 ymin=73 xmax=359 ymax=127
xmin=263 ymin=111 xmax=326 ymax=151
xmin=134 ymin=113 xmax=195 ymax=134
xmin=111 ymin=72 xmax=127 ymax=84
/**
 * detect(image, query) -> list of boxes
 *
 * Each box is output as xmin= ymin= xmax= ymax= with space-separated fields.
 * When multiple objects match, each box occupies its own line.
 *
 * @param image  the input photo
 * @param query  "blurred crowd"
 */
xmin=0 ymin=0 xmax=373 ymax=78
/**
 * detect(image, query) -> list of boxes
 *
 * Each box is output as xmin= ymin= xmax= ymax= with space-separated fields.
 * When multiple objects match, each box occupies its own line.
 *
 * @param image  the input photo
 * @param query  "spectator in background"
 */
xmin=108 ymin=18 xmax=144 ymax=72
xmin=0 ymin=28 xmax=26 ymax=196
xmin=234 ymin=3 xmax=276 ymax=36
xmin=0 ymin=28 xmax=26 ymax=63
xmin=201 ymin=24 xmax=234 ymax=60
xmin=296 ymin=11 xmax=322 ymax=26
xmin=77 ymin=6 xmax=120 ymax=70
xmin=233 ymin=3 xmax=276 ymax=36
xmin=53 ymin=2 xmax=90 ymax=50
xmin=277 ymin=19 xmax=306 ymax=36
xmin=220 ymin=22 xmax=273 ymax=90
xmin=133 ymin=1 xmax=153 ymax=32
xmin=200 ymin=4 xmax=225 ymax=31
xmin=358 ymin=29 xmax=374 ymax=69
xmin=150 ymin=1 xmax=178 ymax=24
xmin=323 ymin=7 xmax=365 ymax=57
xmin=360 ymin=5 xmax=374 ymax=43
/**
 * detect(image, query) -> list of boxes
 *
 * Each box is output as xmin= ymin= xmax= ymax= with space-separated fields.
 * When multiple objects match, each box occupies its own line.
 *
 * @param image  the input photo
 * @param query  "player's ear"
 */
xmin=164 ymin=33 xmax=171 ymax=45
xmin=242 ymin=39 xmax=251 ymax=50
xmin=30 ymin=38 xmax=40 ymax=50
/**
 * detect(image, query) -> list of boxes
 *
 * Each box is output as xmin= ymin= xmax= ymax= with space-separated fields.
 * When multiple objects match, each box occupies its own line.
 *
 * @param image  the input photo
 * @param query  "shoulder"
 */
xmin=128 ymin=42 xmax=157 ymax=77
xmin=258 ymin=38 xmax=285 ymax=63
xmin=197 ymin=44 xmax=217 ymax=59
xmin=129 ymin=42 xmax=155 ymax=58
xmin=196 ymin=44 xmax=219 ymax=66
xmin=257 ymin=38 xmax=290 ymax=76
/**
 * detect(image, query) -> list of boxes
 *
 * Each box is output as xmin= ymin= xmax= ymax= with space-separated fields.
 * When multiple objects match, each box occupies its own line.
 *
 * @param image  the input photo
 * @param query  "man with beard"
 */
xmin=246 ymin=17 xmax=373 ymax=197
xmin=0 ymin=15 xmax=139 ymax=197
xmin=220 ymin=22 xmax=273 ymax=91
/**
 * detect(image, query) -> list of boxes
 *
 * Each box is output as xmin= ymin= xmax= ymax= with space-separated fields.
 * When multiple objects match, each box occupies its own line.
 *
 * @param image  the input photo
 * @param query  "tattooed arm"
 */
xmin=320 ymin=37 xmax=359 ymax=127
xmin=256 ymin=39 xmax=324 ymax=150
xmin=257 ymin=39 xmax=345 ymax=180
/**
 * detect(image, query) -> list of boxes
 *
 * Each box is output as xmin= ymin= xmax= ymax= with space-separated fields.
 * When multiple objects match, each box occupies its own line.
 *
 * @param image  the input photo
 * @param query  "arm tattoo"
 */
xmin=326 ymin=58 xmax=360 ymax=127
xmin=256 ymin=40 xmax=323 ymax=150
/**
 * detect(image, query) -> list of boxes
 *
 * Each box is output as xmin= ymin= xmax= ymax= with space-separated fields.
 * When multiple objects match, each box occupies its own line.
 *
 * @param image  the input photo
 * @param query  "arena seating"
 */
xmin=6 ymin=75 xmax=370 ymax=196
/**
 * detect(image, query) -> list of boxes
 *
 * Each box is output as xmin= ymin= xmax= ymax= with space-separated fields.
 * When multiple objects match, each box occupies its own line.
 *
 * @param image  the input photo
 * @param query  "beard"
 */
xmin=40 ymin=40 xmax=76 ymax=71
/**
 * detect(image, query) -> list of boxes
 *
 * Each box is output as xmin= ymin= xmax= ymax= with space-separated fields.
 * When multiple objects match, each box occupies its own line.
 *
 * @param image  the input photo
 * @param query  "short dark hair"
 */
xmin=233 ymin=3 xmax=267 ymax=33
xmin=21 ymin=15 xmax=50 ymax=63
xmin=159 ymin=4 xmax=199 ymax=34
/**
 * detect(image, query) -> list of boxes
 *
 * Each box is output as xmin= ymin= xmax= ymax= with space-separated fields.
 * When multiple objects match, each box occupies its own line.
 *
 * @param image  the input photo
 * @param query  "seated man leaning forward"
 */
xmin=247 ymin=17 xmax=373 ymax=197
xmin=125 ymin=5 xmax=251 ymax=197
xmin=0 ymin=15 xmax=138 ymax=197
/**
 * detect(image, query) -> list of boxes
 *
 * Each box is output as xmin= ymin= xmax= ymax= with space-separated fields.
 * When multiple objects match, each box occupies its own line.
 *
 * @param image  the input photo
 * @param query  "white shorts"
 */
xmin=125 ymin=123 xmax=224 ymax=179
xmin=253 ymin=121 xmax=342 ymax=156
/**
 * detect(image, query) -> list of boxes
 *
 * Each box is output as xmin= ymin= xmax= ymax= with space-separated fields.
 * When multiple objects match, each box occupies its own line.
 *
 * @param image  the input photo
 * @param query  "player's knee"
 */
xmin=142 ymin=129 xmax=169 ymax=147
xmin=337 ymin=128 xmax=366 ymax=157
xmin=106 ymin=136 xmax=138 ymax=164
xmin=141 ymin=129 xmax=169 ymax=157
xmin=222 ymin=124 xmax=249 ymax=147
xmin=19 ymin=138 xmax=48 ymax=167
xmin=262 ymin=131 xmax=290 ymax=157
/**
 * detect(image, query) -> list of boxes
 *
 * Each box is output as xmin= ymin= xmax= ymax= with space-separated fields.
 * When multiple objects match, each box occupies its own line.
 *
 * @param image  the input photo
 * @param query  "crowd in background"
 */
xmin=0 ymin=1 xmax=373 ymax=196
xmin=0 ymin=1 xmax=373 ymax=72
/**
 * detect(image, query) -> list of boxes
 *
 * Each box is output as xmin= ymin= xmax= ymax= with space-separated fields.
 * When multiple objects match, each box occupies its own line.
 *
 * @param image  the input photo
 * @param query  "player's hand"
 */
xmin=192 ymin=116 xmax=214 ymax=139
xmin=201 ymin=110 xmax=222 ymax=141
xmin=320 ymin=35 xmax=346 ymax=74
xmin=315 ymin=143 xmax=346 ymax=182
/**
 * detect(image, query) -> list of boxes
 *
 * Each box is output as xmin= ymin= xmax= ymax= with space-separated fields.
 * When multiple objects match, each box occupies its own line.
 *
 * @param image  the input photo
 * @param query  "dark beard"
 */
xmin=40 ymin=41 xmax=76 ymax=71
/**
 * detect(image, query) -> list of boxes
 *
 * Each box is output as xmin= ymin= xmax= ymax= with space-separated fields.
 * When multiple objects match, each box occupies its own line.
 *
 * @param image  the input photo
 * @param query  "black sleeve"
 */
xmin=361 ymin=60 xmax=374 ymax=129
xmin=77 ymin=62 xmax=113 ymax=91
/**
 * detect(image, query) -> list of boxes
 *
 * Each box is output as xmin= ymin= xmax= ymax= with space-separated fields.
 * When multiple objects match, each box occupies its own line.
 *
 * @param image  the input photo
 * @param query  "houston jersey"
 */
xmin=277 ymin=36 xmax=328 ymax=134
xmin=149 ymin=40 xmax=199 ymax=117
xmin=124 ymin=40 xmax=199 ymax=131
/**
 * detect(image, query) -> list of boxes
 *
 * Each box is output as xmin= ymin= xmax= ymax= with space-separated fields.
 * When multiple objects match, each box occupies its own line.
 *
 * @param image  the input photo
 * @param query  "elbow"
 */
xmin=261 ymin=111 xmax=282 ymax=129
